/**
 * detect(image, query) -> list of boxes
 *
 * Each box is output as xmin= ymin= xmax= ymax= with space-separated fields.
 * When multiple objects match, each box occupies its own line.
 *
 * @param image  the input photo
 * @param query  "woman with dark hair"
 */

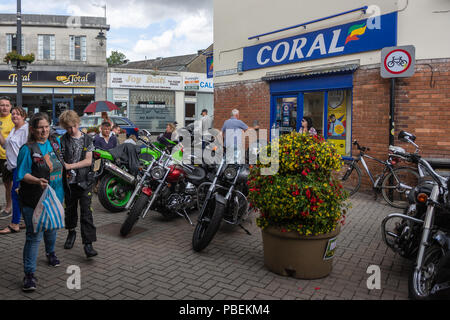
xmin=16 ymin=112 xmax=65 ymax=292
xmin=0 ymin=106 xmax=29 ymax=234
xmin=299 ymin=116 xmax=317 ymax=136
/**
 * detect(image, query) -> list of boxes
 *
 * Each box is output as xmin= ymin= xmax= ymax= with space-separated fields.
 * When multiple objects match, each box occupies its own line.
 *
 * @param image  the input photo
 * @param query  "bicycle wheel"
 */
xmin=381 ymin=167 xmax=419 ymax=209
xmin=334 ymin=160 xmax=361 ymax=196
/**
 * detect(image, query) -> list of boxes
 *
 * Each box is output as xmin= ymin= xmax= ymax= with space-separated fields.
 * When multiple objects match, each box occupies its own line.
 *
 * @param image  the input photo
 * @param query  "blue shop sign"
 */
xmin=243 ymin=12 xmax=397 ymax=71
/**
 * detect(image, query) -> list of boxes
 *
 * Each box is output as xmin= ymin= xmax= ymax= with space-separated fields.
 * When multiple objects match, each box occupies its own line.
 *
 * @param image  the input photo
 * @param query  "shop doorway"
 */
xmin=52 ymin=98 xmax=73 ymax=125
xmin=272 ymin=95 xmax=299 ymax=134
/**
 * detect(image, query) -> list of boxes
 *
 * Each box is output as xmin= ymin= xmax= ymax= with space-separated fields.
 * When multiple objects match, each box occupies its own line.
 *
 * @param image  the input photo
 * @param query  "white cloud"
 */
xmin=127 ymin=9 xmax=212 ymax=61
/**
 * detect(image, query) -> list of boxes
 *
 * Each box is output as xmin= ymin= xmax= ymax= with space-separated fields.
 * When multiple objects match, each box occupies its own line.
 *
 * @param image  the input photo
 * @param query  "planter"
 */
xmin=261 ymin=224 xmax=340 ymax=279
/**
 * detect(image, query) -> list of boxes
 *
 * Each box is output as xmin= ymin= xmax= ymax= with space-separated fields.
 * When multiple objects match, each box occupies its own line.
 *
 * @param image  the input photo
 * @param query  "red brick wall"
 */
xmin=353 ymin=59 xmax=450 ymax=190
xmin=214 ymin=59 xmax=450 ymax=191
xmin=213 ymin=80 xmax=271 ymax=131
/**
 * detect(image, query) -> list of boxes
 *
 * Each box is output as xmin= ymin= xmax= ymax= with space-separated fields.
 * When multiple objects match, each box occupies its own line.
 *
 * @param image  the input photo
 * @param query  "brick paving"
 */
xmin=0 ymin=182 xmax=411 ymax=300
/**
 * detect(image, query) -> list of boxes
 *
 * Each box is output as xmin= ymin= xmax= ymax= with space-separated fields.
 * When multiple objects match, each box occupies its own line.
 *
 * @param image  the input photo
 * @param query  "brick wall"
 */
xmin=214 ymin=58 xmax=450 ymax=191
xmin=213 ymin=80 xmax=271 ymax=131
xmin=353 ymin=59 xmax=450 ymax=190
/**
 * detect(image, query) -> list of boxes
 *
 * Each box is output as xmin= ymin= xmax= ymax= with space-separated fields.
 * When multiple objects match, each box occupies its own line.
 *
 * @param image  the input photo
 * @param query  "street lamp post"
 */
xmin=16 ymin=0 xmax=23 ymax=107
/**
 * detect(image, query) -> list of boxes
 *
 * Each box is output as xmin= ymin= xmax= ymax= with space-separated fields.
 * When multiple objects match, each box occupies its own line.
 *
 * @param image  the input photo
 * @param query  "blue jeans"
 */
xmin=22 ymin=206 xmax=57 ymax=274
xmin=11 ymin=169 xmax=21 ymax=224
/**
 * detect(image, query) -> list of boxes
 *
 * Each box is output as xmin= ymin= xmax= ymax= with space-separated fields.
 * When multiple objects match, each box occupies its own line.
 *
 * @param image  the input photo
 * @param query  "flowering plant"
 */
xmin=3 ymin=51 xmax=35 ymax=64
xmin=248 ymin=132 xmax=349 ymax=236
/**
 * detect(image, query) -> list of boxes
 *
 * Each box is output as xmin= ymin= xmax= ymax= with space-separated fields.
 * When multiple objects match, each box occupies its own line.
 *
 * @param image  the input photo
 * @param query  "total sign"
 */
xmin=243 ymin=12 xmax=397 ymax=71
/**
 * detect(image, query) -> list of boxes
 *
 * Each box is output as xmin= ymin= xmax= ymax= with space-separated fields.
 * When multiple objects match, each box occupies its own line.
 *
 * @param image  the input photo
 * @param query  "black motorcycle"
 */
xmin=192 ymin=156 xmax=250 ymax=252
xmin=382 ymin=131 xmax=450 ymax=299
xmin=120 ymin=133 xmax=207 ymax=237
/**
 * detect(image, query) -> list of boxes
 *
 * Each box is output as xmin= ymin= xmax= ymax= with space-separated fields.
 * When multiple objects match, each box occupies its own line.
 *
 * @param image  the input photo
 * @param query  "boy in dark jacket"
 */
xmin=59 ymin=110 xmax=98 ymax=258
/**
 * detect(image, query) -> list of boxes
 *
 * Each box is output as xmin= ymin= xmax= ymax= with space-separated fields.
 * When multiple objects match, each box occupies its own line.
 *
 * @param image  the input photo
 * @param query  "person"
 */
xmin=0 ymin=96 xmax=15 ymax=219
xmin=93 ymin=122 xmax=117 ymax=150
xmin=327 ymin=114 xmax=345 ymax=137
xmin=16 ymin=112 xmax=65 ymax=292
xmin=123 ymin=134 xmax=137 ymax=145
xmin=162 ymin=122 xmax=176 ymax=140
xmin=100 ymin=112 xmax=113 ymax=126
xmin=298 ymin=116 xmax=317 ymax=136
xmin=0 ymin=106 xmax=29 ymax=234
xmin=221 ymin=109 xmax=259 ymax=162
xmin=111 ymin=124 xmax=121 ymax=136
xmin=200 ymin=109 xmax=213 ymax=133
xmin=58 ymin=111 xmax=97 ymax=258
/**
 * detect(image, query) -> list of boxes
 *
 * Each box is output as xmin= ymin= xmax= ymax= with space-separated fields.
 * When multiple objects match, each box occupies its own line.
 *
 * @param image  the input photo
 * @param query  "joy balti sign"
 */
xmin=243 ymin=12 xmax=397 ymax=71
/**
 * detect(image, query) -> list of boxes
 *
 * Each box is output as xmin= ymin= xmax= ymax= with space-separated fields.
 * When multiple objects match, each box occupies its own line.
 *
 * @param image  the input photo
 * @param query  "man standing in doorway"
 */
xmin=0 ymin=96 xmax=15 ymax=219
xmin=221 ymin=109 xmax=258 ymax=163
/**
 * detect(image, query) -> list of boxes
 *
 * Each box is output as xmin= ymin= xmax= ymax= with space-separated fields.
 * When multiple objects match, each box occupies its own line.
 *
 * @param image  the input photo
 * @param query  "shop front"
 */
xmin=108 ymin=70 xmax=214 ymax=133
xmin=0 ymin=70 xmax=95 ymax=124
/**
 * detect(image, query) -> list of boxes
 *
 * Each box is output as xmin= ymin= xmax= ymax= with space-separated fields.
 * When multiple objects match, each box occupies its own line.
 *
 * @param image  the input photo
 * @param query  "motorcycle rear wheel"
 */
xmin=192 ymin=198 xmax=224 ymax=252
xmin=120 ymin=193 xmax=148 ymax=237
xmin=409 ymin=246 xmax=443 ymax=300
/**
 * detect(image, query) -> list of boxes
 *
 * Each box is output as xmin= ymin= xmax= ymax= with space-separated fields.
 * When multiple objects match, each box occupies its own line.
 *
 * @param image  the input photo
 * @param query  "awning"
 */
xmin=261 ymin=61 xmax=360 ymax=81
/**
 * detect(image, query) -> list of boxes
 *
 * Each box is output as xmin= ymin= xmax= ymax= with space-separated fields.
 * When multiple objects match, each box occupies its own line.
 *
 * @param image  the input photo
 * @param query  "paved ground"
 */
xmin=0 ymin=183 xmax=411 ymax=300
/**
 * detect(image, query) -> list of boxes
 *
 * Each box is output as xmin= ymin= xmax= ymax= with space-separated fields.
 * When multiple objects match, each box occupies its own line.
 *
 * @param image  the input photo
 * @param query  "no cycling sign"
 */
xmin=380 ymin=45 xmax=415 ymax=78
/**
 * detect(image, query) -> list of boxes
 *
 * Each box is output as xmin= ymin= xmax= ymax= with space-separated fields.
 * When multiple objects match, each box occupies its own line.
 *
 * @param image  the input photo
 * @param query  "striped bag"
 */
xmin=32 ymin=185 xmax=65 ymax=233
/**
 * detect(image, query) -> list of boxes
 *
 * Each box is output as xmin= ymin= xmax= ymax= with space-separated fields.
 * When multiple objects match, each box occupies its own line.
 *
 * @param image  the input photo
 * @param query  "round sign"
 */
xmin=384 ymin=49 xmax=412 ymax=74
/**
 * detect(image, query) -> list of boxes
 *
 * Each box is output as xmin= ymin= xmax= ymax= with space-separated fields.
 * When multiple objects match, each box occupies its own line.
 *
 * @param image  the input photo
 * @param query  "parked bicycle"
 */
xmin=335 ymin=140 xmax=419 ymax=208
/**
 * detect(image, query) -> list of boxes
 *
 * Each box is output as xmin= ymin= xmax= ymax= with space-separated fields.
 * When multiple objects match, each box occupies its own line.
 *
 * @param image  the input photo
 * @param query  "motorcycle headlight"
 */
xmin=151 ymin=166 xmax=165 ymax=180
xmin=223 ymin=166 xmax=237 ymax=180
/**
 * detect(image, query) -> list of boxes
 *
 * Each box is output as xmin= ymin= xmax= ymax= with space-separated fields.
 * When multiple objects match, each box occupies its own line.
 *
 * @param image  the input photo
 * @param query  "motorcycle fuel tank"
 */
xmin=167 ymin=165 xmax=185 ymax=183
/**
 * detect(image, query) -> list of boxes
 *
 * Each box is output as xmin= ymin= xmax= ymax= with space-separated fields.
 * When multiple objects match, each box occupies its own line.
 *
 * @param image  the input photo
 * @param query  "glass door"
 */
xmin=52 ymin=98 xmax=74 ymax=125
xmin=272 ymin=96 xmax=298 ymax=135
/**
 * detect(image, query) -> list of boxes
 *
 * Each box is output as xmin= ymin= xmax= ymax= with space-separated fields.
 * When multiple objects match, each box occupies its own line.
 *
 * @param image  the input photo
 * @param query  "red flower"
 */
xmin=301 ymin=170 xmax=308 ymax=176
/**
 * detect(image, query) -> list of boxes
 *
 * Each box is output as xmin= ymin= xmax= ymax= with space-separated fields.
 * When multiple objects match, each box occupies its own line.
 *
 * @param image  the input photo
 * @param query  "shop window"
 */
xmin=303 ymin=92 xmax=324 ymax=136
xmin=326 ymin=89 xmax=352 ymax=156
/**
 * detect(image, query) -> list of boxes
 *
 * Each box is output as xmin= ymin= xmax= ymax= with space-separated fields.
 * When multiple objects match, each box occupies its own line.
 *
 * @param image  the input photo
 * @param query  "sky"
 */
xmin=0 ymin=0 xmax=213 ymax=62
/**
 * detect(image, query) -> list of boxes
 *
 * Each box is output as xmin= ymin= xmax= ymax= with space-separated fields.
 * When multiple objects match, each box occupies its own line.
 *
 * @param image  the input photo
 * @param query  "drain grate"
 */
xmin=96 ymin=222 xmax=148 ymax=238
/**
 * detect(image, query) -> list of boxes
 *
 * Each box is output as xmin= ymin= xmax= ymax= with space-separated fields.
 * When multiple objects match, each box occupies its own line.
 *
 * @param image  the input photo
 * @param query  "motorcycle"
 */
xmin=381 ymin=130 xmax=450 ymax=299
xmin=192 ymin=155 xmax=251 ymax=252
xmin=119 ymin=133 xmax=208 ymax=237
xmin=93 ymin=139 xmax=160 ymax=213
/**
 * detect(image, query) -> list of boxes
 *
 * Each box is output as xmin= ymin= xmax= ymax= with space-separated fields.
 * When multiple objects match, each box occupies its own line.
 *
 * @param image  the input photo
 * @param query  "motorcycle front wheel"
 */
xmin=409 ymin=246 xmax=444 ymax=300
xmin=120 ymin=192 xmax=149 ymax=237
xmin=98 ymin=173 xmax=132 ymax=213
xmin=192 ymin=198 xmax=224 ymax=252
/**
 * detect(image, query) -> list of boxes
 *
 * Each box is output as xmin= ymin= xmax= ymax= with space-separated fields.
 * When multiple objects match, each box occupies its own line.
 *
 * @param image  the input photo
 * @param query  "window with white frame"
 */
xmin=69 ymin=35 xmax=87 ymax=61
xmin=38 ymin=35 xmax=55 ymax=60
xmin=6 ymin=34 xmax=25 ymax=53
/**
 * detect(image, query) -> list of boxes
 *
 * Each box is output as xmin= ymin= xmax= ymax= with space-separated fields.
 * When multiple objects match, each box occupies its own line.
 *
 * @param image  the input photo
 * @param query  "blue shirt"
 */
xmin=16 ymin=139 xmax=65 ymax=203
xmin=221 ymin=117 xmax=248 ymax=148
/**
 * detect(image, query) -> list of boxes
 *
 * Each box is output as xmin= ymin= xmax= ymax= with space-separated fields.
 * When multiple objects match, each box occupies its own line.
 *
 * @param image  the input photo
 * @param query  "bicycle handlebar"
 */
xmin=353 ymin=140 xmax=370 ymax=152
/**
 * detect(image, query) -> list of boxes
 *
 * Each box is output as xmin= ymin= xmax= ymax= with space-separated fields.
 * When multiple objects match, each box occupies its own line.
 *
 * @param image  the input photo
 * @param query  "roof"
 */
xmin=118 ymin=53 xmax=199 ymax=71
xmin=261 ymin=61 xmax=360 ymax=81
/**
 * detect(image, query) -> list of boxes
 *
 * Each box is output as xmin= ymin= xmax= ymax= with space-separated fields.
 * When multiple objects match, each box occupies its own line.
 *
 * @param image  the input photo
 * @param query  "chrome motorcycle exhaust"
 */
xmin=104 ymin=161 xmax=136 ymax=184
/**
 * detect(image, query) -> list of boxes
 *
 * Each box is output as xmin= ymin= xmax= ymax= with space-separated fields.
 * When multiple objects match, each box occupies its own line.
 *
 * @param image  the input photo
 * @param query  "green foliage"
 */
xmin=107 ymin=50 xmax=127 ymax=66
xmin=3 ymin=51 xmax=35 ymax=64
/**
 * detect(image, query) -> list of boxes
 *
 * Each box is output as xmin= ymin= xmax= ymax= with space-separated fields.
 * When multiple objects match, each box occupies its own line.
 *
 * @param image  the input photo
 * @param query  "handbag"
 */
xmin=32 ymin=185 xmax=65 ymax=233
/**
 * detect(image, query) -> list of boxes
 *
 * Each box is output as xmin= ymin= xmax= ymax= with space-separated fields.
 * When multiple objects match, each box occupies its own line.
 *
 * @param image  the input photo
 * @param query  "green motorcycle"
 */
xmin=93 ymin=138 xmax=170 ymax=213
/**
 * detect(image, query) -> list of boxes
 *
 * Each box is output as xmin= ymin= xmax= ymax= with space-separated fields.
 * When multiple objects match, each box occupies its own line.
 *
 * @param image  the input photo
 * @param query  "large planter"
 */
xmin=261 ymin=225 xmax=340 ymax=279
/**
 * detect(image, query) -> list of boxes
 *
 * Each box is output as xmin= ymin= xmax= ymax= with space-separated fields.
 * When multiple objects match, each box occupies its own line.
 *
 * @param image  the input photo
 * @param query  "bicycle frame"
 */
xmin=352 ymin=153 xmax=390 ymax=187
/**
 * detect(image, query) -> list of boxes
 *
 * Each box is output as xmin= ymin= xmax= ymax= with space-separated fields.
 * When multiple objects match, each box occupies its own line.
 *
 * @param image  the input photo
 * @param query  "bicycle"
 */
xmin=335 ymin=140 xmax=419 ymax=209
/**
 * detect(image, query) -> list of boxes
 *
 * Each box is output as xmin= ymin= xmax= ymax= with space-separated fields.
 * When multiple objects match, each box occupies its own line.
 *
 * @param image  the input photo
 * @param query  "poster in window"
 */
xmin=327 ymin=90 xmax=347 ymax=155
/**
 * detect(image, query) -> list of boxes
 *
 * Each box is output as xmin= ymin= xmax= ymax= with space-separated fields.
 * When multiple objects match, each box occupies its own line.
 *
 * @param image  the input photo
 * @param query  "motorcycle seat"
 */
xmin=186 ymin=166 xmax=206 ymax=182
